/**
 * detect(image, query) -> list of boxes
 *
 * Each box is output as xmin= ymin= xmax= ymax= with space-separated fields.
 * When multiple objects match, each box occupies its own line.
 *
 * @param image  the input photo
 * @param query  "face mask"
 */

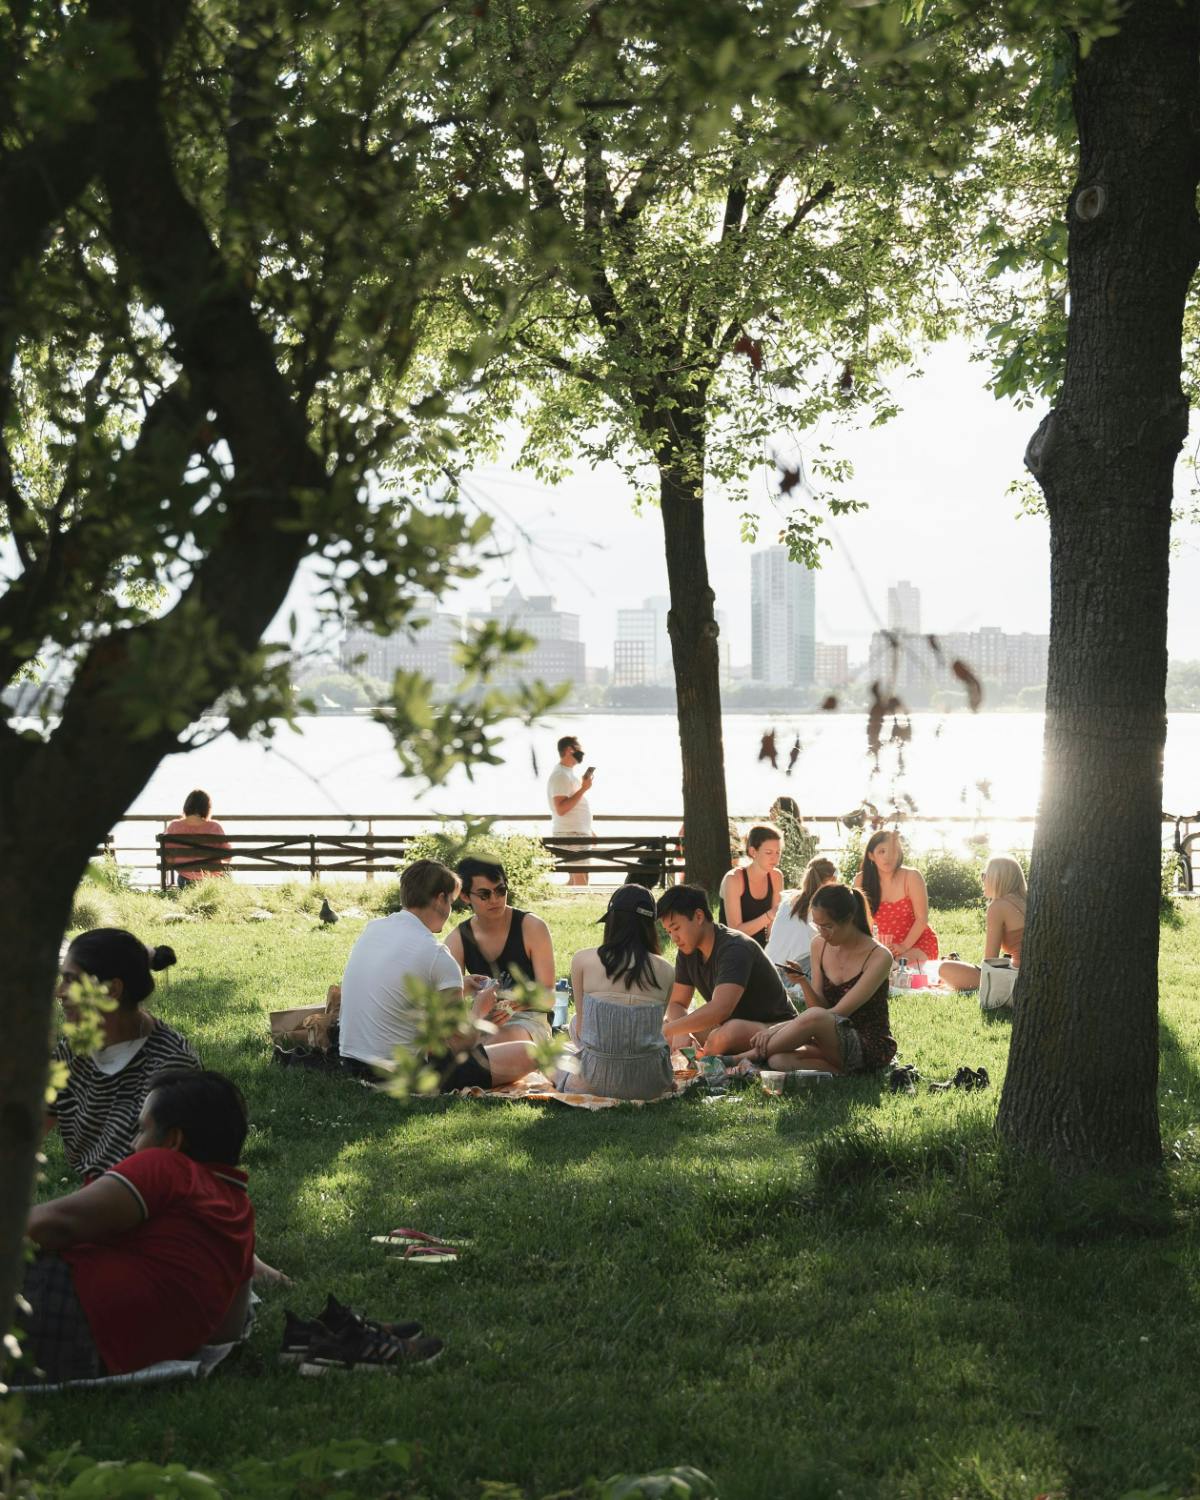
xmin=572 ymin=749 xmax=584 ymax=763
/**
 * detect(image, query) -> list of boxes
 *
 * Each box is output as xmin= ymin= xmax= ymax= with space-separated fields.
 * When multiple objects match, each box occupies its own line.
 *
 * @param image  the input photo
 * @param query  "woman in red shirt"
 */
xmin=12 ymin=1070 xmax=254 ymax=1384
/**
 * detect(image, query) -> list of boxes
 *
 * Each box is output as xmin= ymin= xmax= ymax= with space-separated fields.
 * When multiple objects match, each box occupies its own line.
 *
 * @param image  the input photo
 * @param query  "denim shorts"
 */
xmin=834 ymin=1016 xmax=865 ymax=1074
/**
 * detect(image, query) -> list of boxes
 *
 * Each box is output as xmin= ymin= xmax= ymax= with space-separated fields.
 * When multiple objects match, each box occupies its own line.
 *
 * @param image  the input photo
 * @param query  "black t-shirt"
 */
xmin=674 ymin=924 xmax=796 ymax=1024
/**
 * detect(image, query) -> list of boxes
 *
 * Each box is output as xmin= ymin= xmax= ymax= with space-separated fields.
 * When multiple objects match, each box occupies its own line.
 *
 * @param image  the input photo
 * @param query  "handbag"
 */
xmin=979 ymin=959 xmax=1017 ymax=1012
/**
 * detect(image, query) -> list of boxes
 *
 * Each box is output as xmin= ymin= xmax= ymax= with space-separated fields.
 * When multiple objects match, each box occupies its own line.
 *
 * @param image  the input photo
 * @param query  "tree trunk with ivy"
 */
xmin=997 ymin=0 xmax=1200 ymax=1170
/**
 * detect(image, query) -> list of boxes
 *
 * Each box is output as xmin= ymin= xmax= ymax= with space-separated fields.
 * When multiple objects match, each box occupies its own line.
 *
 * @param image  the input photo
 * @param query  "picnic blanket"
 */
xmin=18 ymin=1296 xmax=256 ymax=1394
xmin=450 ymin=1062 xmax=703 ymax=1109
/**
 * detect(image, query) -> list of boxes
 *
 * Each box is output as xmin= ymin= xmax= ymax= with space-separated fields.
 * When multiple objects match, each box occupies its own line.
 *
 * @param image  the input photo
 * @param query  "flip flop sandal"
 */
xmin=390 ymin=1244 xmax=460 ymax=1264
xmin=370 ymin=1228 xmax=471 ymax=1248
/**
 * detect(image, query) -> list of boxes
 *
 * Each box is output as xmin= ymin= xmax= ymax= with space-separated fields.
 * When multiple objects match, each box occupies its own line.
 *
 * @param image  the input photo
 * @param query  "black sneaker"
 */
xmin=298 ymin=1324 xmax=443 ymax=1375
xmin=279 ymin=1299 xmax=422 ymax=1365
xmin=318 ymin=1293 xmax=423 ymax=1344
xmin=929 ymin=1066 xmax=978 ymax=1094
xmin=974 ymin=1067 xmax=991 ymax=1090
xmin=889 ymin=1064 xmax=919 ymax=1094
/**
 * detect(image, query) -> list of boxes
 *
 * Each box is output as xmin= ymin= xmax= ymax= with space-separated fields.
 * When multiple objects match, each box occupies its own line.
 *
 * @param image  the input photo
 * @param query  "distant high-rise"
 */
xmin=750 ymin=546 xmax=816 ymax=688
xmin=813 ymin=642 xmax=849 ymax=690
xmin=612 ymin=595 xmax=729 ymax=688
xmin=887 ymin=580 xmax=922 ymax=636
xmin=342 ymin=600 xmax=463 ymax=686
xmin=471 ymin=586 xmax=585 ymax=688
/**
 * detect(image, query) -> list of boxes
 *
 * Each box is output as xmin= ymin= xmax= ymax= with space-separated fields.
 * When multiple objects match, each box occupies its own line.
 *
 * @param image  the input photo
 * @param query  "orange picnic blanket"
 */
xmin=450 ymin=1061 xmax=702 ymax=1110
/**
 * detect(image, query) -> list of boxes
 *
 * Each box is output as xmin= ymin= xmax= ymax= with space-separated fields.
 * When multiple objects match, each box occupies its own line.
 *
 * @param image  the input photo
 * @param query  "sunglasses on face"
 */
xmin=472 ymin=884 xmax=507 ymax=900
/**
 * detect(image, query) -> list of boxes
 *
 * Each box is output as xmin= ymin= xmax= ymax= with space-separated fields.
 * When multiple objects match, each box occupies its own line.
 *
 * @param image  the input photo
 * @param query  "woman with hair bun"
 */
xmin=49 ymin=928 xmax=199 ymax=1181
xmin=736 ymin=883 xmax=896 ymax=1075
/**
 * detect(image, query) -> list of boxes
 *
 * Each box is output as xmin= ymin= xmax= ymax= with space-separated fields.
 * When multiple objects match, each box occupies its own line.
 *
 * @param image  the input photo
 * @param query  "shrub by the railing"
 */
xmin=770 ymin=809 xmax=820 ymax=889
xmin=838 ymin=832 xmax=863 ymax=886
xmin=910 ymin=849 xmax=986 ymax=910
xmin=834 ymin=838 xmax=987 ymax=910
xmin=384 ymin=825 xmax=553 ymax=912
xmin=1162 ymin=848 xmax=1184 ymax=914
xmin=83 ymin=853 xmax=134 ymax=893
xmin=67 ymin=893 xmax=111 ymax=933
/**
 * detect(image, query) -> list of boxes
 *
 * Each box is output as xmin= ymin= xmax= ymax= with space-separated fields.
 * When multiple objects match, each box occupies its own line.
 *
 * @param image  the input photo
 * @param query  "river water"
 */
xmin=117 ymin=710 xmax=1200 ymax=854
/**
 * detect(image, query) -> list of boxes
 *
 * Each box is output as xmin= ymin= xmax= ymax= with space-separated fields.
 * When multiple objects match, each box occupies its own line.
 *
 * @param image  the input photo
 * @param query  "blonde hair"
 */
xmin=791 ymin=857 xmax=838 ymax=921
xmin=983 ymin=855 xmax=1026 ymax=902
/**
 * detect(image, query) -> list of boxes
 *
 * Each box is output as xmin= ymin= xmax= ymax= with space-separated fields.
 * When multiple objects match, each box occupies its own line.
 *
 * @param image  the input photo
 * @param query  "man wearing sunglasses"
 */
xmin=546 ymin=734 xmax=594 ymax=887
xmin=444 ymin=858 xmax=556 ymax=1048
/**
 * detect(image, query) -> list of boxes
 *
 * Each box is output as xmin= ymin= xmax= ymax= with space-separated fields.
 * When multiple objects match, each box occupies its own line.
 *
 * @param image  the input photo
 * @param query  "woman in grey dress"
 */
xmin=555 ymin=885 xmax=674 ymax=1101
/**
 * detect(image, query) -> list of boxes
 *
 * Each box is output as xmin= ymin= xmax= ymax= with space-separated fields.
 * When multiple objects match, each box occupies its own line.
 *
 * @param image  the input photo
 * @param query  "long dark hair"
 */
xmin=597 ymin=909 xmax=661 ymax=992
xmin=811 ymin=883 xmax=872 ymax=938
xmin=859 ymin=830 xmax=900 ymax=914
xmin=791 ymin=858 xmax=837 ymax=921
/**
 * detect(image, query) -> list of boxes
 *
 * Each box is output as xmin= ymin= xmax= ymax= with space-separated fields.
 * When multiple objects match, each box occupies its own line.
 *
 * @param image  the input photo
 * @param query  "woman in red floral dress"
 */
xmin=854 ymin=830 xmax=939 ymax=964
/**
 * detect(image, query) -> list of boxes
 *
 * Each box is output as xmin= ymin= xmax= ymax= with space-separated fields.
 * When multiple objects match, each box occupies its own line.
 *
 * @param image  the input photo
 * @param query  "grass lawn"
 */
xmin=20 ymin=889 xmax=1200 ymax=1499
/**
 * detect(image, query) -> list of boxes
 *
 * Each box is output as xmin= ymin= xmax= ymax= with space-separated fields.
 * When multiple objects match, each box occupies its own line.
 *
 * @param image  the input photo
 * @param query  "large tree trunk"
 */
xmin=658 ymin=415 xmax=731 ymax=893
xmin=997 ymin=0 xmax=1200 ymax=1170
xmin=0 ymin=750 xmax=106 ymax=1356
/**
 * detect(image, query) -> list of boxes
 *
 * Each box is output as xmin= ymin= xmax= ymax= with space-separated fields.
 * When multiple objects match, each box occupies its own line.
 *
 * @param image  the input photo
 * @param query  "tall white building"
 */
xmin=887 ymin=580 xmax=922 ymax=636
xmin=750 ymin=546 xmax=816 ymax=688
xmin=612 ymin=595 xmax=731 ymax=688
xmin=613 ymin=595 xmax=670 ymax=686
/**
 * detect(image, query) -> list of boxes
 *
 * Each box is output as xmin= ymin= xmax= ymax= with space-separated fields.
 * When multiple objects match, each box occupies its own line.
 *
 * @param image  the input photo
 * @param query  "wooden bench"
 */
xmin=158 ymin=831 xmax=686 ymax=888
xmin=541 ymin=834 xmax=686 ymax=887
xmin=157 ymin=832 xmax=411 ymax=887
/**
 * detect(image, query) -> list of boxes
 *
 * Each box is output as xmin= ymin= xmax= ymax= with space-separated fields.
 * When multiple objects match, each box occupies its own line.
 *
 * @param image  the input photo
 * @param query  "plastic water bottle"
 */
xmin=896 ymin=958 xmax=910 ymax=991
xmin=553 ymin=979 xmax=570 ymax=1030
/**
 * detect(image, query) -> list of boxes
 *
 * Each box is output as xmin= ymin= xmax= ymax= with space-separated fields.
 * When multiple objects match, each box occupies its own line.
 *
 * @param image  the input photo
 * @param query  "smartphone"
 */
xmin=585 ymin=765 xmax=596 ymax=777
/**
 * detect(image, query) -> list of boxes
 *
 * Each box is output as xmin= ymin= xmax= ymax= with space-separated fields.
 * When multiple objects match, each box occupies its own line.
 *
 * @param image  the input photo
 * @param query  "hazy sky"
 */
xmin=300 ymin=336 xmax=1200 ymax=671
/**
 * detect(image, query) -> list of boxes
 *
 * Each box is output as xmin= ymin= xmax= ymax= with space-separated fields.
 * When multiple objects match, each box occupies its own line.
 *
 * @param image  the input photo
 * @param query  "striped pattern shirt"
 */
xmin=49 ymin=1022 xmax=201 ymax=1180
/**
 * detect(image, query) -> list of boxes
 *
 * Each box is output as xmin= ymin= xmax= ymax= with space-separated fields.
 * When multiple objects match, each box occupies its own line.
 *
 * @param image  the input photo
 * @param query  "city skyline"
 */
xmin=289 ymin=337 xmax=1200 ymax=675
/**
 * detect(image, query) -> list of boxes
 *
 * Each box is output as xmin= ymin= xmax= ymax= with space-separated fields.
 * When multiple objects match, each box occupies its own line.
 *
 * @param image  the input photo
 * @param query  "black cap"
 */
xmin=595 ymin=883 xmax=657 ymax=922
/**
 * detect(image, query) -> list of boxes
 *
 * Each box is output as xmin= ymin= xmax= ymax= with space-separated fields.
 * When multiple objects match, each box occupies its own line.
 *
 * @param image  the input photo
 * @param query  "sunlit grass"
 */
xmin=24 ymin=894 xmax=1200 ymax=1500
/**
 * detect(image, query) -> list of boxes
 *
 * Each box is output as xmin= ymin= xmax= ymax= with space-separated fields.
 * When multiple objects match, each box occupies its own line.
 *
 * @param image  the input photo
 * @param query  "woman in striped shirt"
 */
xmin=49 ymin=928 xmax=199 ymax=1181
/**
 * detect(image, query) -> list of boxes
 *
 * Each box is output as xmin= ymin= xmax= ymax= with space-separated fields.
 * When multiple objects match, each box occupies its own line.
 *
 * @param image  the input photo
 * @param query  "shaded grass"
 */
xmin=21 ymin=897 xmax=1200 ymax=1500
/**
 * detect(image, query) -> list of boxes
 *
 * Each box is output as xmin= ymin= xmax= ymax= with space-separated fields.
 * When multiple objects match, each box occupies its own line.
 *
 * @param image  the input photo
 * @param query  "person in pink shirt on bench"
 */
xmin=164 ymin=789 xmax=231 ymax=884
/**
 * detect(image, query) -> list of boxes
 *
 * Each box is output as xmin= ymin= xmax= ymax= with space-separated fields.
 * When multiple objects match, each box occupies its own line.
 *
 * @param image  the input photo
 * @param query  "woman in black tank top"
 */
xmin=719 ymin=824 xmax=784 ymax=946
xmin=733 ymin=883 xmax=895 ymax=1075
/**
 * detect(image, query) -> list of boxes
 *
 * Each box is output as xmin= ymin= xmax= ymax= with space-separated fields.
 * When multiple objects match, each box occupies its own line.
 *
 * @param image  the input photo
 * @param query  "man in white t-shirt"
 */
xmin=339 ymin=860 xmax=540 ymax=1090
xmin=546 ymin=734 xmax=594 ymax=887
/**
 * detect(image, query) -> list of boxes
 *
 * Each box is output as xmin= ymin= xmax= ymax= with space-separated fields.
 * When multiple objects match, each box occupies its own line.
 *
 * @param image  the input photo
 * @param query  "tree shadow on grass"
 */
xmin=787 ymin=1094 xmax=1200 ymax=1500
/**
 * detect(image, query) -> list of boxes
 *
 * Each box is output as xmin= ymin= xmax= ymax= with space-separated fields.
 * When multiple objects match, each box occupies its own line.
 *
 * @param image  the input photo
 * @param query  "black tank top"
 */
xmin=457 ymin=909 xmax=531 ymax=988
xmin=718 ymin=869 xmax=773 ymax=947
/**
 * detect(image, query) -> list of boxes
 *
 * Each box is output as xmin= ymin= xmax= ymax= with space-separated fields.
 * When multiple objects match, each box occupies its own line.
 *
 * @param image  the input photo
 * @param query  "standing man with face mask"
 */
xmin=547 ymin=734 xmax=594 ymax=887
